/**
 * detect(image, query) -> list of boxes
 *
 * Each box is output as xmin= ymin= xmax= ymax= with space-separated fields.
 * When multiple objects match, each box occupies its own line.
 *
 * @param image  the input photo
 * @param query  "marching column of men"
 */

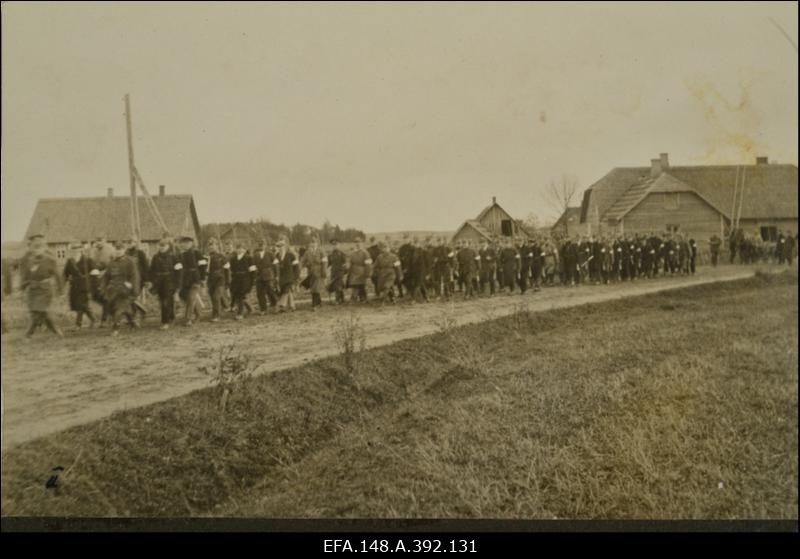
xmin=10 ymin=227 xmax=798 ymax=337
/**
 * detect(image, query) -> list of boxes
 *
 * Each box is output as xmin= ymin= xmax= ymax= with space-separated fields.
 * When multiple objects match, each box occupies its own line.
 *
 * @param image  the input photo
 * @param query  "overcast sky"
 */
xmin=2 ymin=1 xmax=797 ymax=241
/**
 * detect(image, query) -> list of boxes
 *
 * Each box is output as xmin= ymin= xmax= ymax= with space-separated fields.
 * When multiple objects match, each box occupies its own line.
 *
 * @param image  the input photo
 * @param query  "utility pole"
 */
xmin=124 ymin=94 xmax=141 ymax=241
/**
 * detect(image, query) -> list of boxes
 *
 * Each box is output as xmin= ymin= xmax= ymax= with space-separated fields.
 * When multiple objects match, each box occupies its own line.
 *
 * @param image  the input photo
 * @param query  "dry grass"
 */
xmin=2 ymin=271 xmax=797 ymax=519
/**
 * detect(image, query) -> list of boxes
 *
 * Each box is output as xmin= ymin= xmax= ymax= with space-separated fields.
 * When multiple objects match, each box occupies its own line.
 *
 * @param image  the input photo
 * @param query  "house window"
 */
xmin=501 ymin=219 xmax=513 ymax=236
xmin=760 ymin=226 xmax=777 ymax=242
xmin=666 ymin=224 xmax=680 ymax=234
xmin=56 ymin=248 xmax=66 ymax=259
xmin=663 ymin=193 xmax=680 ymax=210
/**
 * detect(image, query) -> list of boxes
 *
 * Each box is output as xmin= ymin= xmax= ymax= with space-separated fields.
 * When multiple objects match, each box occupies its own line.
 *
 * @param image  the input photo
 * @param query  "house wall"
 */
xmin=478 ymin=206 xmax=512 ymax=236
xmin=738 ymin=218 xmax=798 ymax=237
xmin=620 ymin=192 xmax=725 ymax=240
xmin=452 ymin=226 xmax=487 ymax=245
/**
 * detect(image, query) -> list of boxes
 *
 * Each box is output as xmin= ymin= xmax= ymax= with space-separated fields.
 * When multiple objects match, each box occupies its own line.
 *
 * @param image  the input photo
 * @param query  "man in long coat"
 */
xmin=252 ymin=239 xmax=278 ymax=314
xmin=149 ymin=237 xmax=182 ymax=329
xmin=206 ymin=238 xmax=231 ymax=322
xmin=63 ymin=242 xmax=97 ymax=328
xmin=374 ymin=242 xmax=402 ymax=303
xmin=327 ymin=239 xmax=348 ymax=304
xmin=301 ymin=236 xmax=328 ymax=311
xmin=20 ymin=234 xmax=64 ymax=337
xmin=276 ymin=236 xmax=301 ymax=312
xmin=103 ymin=241 xmax=139 ymax=335
xmin=177 ymin=236 xmax=207 ymax=326
xmin=229 ymin=241 xmax=255 ymax=320
xmin=347 ymin=237 xmax=372 ymax=303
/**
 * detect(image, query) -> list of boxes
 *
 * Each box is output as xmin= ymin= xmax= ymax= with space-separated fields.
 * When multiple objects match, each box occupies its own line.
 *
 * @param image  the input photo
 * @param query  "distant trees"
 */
xmin=200 ymin=218 xmax=365 ymax=247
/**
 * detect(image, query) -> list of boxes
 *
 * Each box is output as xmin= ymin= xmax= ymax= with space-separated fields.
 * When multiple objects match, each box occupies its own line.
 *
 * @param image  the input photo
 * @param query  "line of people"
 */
xmin=14 ymin=227 xmax=796 ymax=338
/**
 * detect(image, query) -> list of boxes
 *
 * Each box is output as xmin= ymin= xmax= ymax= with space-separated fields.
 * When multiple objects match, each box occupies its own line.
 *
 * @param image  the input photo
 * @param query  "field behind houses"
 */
xmin=1 ymin=270 xmax=797 ymax=519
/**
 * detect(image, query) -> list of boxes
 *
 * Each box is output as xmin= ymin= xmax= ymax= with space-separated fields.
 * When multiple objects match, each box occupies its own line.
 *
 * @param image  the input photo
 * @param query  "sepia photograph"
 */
xmin=1 ymin=0 xmax=797 ymax=536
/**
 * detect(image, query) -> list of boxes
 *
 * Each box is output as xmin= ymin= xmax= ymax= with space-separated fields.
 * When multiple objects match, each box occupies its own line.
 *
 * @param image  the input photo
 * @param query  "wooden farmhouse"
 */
xmin=24 ymin=186 xmax=201 ymax=262
xmin=452 ymin=197 xmax=532 ymax=245
xmin=578 ymin=154 xmax=798 ymax=241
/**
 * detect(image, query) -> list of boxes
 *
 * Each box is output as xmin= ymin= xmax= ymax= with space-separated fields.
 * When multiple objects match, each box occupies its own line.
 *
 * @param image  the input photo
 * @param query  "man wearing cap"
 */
xmin=366 ymin=237 xmax=381 ymax=296
xmin=327 ymin=239 xmax=348 ymax=304
xmin=102 ymin=241 xmax=139 ymax=335
xmin=20 ymin=234 xmax=64 ymax=338
xmin=347 ymin=237 xmax=372 ymax=303
xmin=478 ymin=238 xmax=497 ymax=296
xmin=498 ymin=238 xmax=519 ymax=294
xmin=397 ymin=235 xmax=414 ymax=299
xmin=276 ymin=236 xmax=300 ymax=312
xmin=63 ymin=242 xmax=97 ymax=328
xmin=301 ymin=236 xmax=327 ymax=311
xmin=374 ymin=242 xmax=402 ymax=304
xmin=206 ymin=238 xmax=231 ymax=323
xmin=456 ymin=240 xmax=479 ymax=299
xmin=432 ymin=236 xmax=455 ymax=301
xmin=149 ymin=237 xmax=182 ymax=329
xmin=125 ymin=237 xmax=149 ymax=321
xmin=407 ymin=237 xmax=430 ymax=303
xmin=252 ymin=239 xmax=279 ymax=314
xmin=177 ymin=236 xmax=207 ymax=326
xmin=229 ymin=241 xmax=255 ymax=320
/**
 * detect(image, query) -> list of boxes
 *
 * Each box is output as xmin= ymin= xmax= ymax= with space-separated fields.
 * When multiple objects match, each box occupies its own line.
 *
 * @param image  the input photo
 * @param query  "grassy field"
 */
xmin=2 ymin=270 xmax=797 ymax=519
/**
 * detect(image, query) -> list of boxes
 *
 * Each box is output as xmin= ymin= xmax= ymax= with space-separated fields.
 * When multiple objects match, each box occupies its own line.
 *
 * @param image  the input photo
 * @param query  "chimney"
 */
xmin=492 ymin=196 xmax=497 ymax=205
xmin=107 ymin=188 xmax=114 ymax=198
xmin=756 ymin=156 xmax=768 ymax=165
xmin=159 ymin=184 xmax=166 ymax=196
xmin=659 ymin=153 xmax=669 ymax=169
xmin=650 ymin=158 xmax=662 ymax=178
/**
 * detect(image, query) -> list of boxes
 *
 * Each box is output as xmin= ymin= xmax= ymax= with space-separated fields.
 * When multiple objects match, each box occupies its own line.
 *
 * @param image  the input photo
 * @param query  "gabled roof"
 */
xmin=25 ymin=195 xmax=200 ymax=243
xmin=453 ymin=220 xmax=493 ymax=241
xmin=475 ymin=201 xmax=513 ymax=223
xmin=552 ymin=207 xmax=582 ymax=230
xmin=584 ymin=163 xmax=798 ymax=222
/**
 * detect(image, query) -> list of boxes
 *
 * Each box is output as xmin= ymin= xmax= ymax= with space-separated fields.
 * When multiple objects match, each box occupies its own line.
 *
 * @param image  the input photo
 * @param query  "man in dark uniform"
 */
xmin=478 ymin=238 xmax=497 ymax=296
xmin=589 ymin=236 xmax=603 ymax=285
xmin=177 ymin=236 xmax=207 ymax=326
xmin=103 ymin=241 xmax=139 ymax=336
xmin=530 ymin=236 xmax=544 ymax=292
xmin=367 ymin=238 xmax=381 ymax=296
xmin=125 ymin=237 xmax=150 ymax=321
xmin=575 ymin=236 xmax=592 ymax=283
xmin=517 ymin=237 xmax=531 ymax=293
xmin=149 ymin=237 xmax=182 ymax=329
xmin=408 ymin=237 xmax=430 ymax=303
xmin=709 ymin=234 xmax=721 ymax=267
xmin=327 ymin=239 xmax=348 ymax=304
xmin=499 ymin=238 xmax=519 ymax=294
xmin=252 ymin=239 xmax=279 ymax=313
xmin=781 ymin=231 xmax=796 ymax=265
xmin=397 ymin=235 xmax=414 ymax=299
xmin=688 ymin=237 xmax=698 ymax=274
xmin=206 ymin=238 xmax=230 ymax=322
xmin=456 ymin=240 xmax=479 ymax=299
xmin=601 ymin=237 xmax=614 ymax=284
xmin=433 ymin=236 xmax=456 ymax=300
xmin=229 ymin=241 xmax=255 ymax=320
xmin=562 ymin=237 xmax=578 ymax=286
xmin=276 ymin=236 xmax=301 ymax=312
xmin=63 ymin=242 xmax=97 ymax=328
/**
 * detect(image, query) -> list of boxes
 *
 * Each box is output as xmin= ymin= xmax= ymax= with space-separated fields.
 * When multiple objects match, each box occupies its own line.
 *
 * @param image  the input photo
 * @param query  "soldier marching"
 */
xmin=5 ymin=225 xmax=796 ymax=338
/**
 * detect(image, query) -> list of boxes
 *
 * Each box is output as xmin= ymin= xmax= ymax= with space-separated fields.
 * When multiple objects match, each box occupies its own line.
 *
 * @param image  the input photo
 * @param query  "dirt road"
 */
xmin=0 ymin=266 xmax=770 ymax=448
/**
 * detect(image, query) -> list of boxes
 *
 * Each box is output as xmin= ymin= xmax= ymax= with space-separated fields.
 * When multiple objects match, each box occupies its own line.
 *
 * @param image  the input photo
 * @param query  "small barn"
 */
xmin=24 ymin=186 xmax=201 ymax=262
xmin=452 ymin=197 xmax=531 ymax=245
xmin=579 ymin=154 xmax=798 ymax=241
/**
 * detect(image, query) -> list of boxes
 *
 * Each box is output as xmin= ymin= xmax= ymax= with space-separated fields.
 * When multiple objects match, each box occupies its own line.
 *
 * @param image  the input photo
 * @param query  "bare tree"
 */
xmin=546 ymin=174 xmax=580 ymax=218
